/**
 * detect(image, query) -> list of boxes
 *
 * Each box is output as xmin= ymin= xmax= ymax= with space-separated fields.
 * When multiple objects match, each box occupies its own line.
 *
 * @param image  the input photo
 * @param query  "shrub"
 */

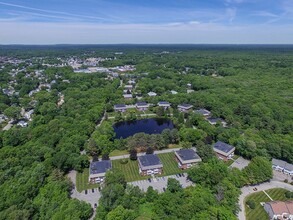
xmin=246 ymin=200 xmax=256 ymax=209
xmin=285 ymin=191 xmax=293 ymax=199
xmin=120 ymin=159 xmax=129 ymax=164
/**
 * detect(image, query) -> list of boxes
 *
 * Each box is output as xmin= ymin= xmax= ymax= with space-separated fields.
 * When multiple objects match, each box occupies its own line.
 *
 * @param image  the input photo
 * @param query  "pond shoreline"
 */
xmin=113 ymin=118 xmax=175 ymax=139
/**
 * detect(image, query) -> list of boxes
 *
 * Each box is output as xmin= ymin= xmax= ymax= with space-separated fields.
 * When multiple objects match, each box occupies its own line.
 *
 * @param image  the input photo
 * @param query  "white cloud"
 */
xmin=0 ymin=21 xmax=292 ymax=44
xmin=252 ymin=11 xmax=279 ymax=17
xmin=0 ymin=1 xmax=111 ymax=21
xmin=188 ymin=20 xmax=201 ymax=25
xmin=226 ymin=8 xmax=237 ymax=22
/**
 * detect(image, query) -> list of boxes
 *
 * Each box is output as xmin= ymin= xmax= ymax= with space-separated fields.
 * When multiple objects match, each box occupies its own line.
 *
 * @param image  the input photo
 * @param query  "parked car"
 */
xmin=85 ymin=190 xmax=88 ymax=194
xmin=92 ymin=188 xmax=95 ymax=193
xmin=182 ymin=173 xmax=185 ymax=177
xmin=94 ymin=203 xmax=97 ymax=208
xmin=148 ymin=178 xmax=151 ymax=182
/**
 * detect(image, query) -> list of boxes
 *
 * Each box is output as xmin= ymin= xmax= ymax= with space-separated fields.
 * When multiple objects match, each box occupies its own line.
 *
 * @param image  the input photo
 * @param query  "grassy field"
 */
xmin=157 ymin=152 xmax=183 ymax=176
xmin=109 ymin=149 xmax=129 ymax=157
xmin=112 ymin=159 xmax=148 ymax=182
xmin=225 ymin=155 xmax=240 ymax=166
xmin=245 ymin=188 xmax=291 ymax=220
xmin=76 ymin=168 xmax=99 ymax=192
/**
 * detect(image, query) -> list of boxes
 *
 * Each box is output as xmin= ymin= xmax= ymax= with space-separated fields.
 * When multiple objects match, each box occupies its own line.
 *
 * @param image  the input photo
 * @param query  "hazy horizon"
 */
xmin=1 ymin=0 xmax=293 ymax=44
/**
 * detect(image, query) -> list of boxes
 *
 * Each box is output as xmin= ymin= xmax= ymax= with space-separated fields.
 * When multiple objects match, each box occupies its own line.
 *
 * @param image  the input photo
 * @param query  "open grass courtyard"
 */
xmin=112 ymin=152 xmax=183 ymax=182
xmin=112 ymin=158 xmax=148 ymax=182
xmin=245 ymin=188 xmax=292 ymax=220
xmin=157 ymin=152 xmax=183 ymax=176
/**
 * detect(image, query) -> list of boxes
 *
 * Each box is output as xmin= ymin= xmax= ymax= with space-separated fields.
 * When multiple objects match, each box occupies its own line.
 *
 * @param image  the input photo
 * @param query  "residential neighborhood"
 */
xmin=1 ymin=44 xmax=292 ymax=220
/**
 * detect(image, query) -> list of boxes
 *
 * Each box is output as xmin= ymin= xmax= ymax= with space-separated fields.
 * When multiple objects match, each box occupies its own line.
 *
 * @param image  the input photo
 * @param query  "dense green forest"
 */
xmin=0 ymin=45 xmax=292 ymax=219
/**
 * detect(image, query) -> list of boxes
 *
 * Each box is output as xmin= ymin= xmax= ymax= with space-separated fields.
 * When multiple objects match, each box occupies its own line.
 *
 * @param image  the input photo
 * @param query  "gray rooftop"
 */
xmin=273 ymin=158 xmax=293 ymax=171
xmin=272 ymin=158 xmax=287 ymax=167
xmin=178 ymin=104 xmax=193 ymax=108
xmin=158 ymin=101 xmax=170 ymax=105
xmin=114 ymin=104 xmax=126 ymax=108
xmin=213 ymin=141 xmax=235 ymax=153
xmin=207 ymin=117 xmax=223 ymax=123
xmin=285 ymin=163 xmax=293 ymax=171
xmin=175 ymin=149 xmax=201 ymax=161
xmin=138 ymin=154 xmax=162 ymax=169
xmin=195 ymin=109 xmax=211 ymax=115
xmin=90 ymin=160 xmax=112 ymax=175
xmin=136 ymin=102 xmax=148 ymax=107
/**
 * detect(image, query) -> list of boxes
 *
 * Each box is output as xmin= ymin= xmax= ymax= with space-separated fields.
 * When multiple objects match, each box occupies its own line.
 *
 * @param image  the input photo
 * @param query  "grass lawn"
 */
xmin=157 ymin=152 xmax=183 ymax=176
xmin=167 ymin=144 xmax=180 ymax=149
xmin=76 ymin=168 xmax=99 ymax=192
xmin=245 ymin=188 xmax=291 ymax=220
xmin=109 ymin=149 xmax=129 ymax=157
xmin=112 ymin=159 xmax=148 ymax=182
xmin=225 ymin=155 xmax=240 ymax=166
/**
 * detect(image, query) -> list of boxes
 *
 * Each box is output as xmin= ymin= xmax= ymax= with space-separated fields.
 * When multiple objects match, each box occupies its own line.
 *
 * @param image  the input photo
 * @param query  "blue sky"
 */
xmin=0 ymin=0 xmax=292 ymax=44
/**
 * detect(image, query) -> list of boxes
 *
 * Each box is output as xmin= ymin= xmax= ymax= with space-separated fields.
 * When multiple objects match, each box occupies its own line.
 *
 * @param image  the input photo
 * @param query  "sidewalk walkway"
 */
xmin=107 ymin=147 xmax=196 ymax=160
xmin=263 ymin=190 xmax=273 ymax=201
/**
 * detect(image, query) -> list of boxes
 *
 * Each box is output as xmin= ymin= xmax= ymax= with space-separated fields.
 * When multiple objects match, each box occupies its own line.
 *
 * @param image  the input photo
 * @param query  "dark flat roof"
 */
xmin=114 ymin=104 xmax=126 ymax=108
xmin=213 ymin=141 xmax=234 ymax=153
xmin=90 ymin=160 xmax=112 ymax=175
xmin=138 ymin=154 xmax=162 ymax=167
xmin=136 ymin=102 xmax=148 ymax=106
xmin=158 ymin=101 xmax=170 ymax=105
xmin=176 ymin=149 xmax=200 ymax=161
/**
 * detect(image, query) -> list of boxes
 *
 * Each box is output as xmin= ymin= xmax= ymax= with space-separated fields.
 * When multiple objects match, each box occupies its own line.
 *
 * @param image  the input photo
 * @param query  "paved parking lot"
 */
xmin=230 ymin=157 xmax=250 ymax=170
xmin=129 ymin=173 xmax=194 ymax=193
xmin=273 ymin=170 xmax=293 ymax=182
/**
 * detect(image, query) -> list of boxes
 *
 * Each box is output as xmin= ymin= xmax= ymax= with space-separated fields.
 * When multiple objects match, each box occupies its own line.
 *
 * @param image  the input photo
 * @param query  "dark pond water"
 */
xmin=113 ymin=118 xmax=175 ymax=139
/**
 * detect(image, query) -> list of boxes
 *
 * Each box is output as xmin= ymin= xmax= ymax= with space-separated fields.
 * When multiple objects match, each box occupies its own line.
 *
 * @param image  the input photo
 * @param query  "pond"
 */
xmin=113 ymin=118 xmax=175 ymax=139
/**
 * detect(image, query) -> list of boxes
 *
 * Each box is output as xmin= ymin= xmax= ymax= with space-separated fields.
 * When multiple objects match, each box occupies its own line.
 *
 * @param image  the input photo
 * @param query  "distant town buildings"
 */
xmin=147 ymin=91 xmax=157 ymax=97
xmin=136 ymin=102 xmax=149 ymax=111
xmin=114 ymin=104 xmax=127 ymax=112
xmin=207 ymin=117 xmax=227 ymax=127
xmin=158 ymin=101 xmax=171 ymax=109
xmin=194 ymin=109 xmax=211 ymax=117
xmin=178 ymin=104 xmax=193 ymax=112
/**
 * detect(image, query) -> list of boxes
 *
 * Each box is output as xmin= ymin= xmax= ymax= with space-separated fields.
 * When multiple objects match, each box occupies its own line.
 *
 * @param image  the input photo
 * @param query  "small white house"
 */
xmin=17 ymin=120 xmax=28 ymax=127
xmin=147 ymin=91 xmax=157 ymax=97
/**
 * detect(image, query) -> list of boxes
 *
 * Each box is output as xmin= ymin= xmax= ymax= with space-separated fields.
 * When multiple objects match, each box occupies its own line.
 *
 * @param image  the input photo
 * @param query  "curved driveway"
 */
xmin=238 ymin=180 xmax=293 ymax=220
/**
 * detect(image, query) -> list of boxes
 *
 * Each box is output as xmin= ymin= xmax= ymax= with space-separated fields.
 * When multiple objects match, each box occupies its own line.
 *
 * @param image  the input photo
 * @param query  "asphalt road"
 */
xmin=237 ymin=180 xmax=293 ymax=220
xmin=129 ymin=173 xmax=193 ymax=193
